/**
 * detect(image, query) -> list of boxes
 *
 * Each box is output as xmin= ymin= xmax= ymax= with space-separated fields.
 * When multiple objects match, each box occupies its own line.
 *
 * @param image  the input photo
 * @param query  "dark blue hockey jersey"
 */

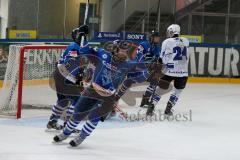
xmin=88 ymin=48 xmax=136 ymax=94
xmin=135 ymin=41 xmax=160 ymax=62
xmin=57 ymin=42 xmax=90 ymax=83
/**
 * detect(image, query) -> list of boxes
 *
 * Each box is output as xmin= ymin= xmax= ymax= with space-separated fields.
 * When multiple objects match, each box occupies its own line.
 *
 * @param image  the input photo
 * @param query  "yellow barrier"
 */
xmin=181 ymin=35 xmax=202 ymax=43
xmin=0 ymin=79 xmax=52 ymax=88
xmin=188 ymin=77 xmax=240 ymax=84
xmin=21 ymin=79 xmax=51 ymax=86
xmin=8 ymin=29 xmax=37 ymax=39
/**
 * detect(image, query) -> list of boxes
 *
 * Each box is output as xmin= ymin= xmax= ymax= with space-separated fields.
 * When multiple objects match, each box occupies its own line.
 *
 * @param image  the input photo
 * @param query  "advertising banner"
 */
xmin=181 ymin=35 xmax=202 ymax=43
xmin=94 ymin=32 xmax=122 ymax=41
xmin=189 ymin=44 xmax=240 ymax=77
xmin=8 ymin=30 xmax=37 ymax=39
xmin=125 ymin=32 xmax=146 ymax=41
xmin=94 ymin=32 xmax=146 ymax=42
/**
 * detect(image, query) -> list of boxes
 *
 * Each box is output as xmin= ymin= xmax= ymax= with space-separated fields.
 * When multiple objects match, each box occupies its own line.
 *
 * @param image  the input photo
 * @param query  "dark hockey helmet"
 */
xmin=150 ymin=30 xmax=160 ymax=38
xmin=71 ymin=25 xmax=89 ymax=43
xmin=113 ymin=40 xmax=132 ymax=52
xmin=150 ymin=30 xmax=160 ymax=44
xmin=111 ymin=40 xmax=132 ymax=62
xmin=104 ymin=40 xmax=132 ymax=53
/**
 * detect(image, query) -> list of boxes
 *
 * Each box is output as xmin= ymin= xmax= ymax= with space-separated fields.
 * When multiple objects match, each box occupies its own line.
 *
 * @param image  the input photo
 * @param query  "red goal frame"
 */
xmin=16 ymin=45 xmax=67 ymax=119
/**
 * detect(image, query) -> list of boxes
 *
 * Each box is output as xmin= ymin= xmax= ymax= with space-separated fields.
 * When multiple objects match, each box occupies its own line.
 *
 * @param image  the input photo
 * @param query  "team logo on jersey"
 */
xmin=102 ymin=54 xmax=108 ymax=59
xmin=68 ymin=50 xmax=78 ymax=57
xmin=102 ymin=61 xmax=117 ymax=71
xmin=138 ymin=45 xmax=144 ymax=52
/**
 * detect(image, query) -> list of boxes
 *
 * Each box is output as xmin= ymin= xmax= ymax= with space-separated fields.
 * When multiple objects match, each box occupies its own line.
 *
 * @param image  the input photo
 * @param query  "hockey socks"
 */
xmin=164 ymin=88 xmax=183 ymax=115
xmin=69 ymin=112 xmax=101 ymax=147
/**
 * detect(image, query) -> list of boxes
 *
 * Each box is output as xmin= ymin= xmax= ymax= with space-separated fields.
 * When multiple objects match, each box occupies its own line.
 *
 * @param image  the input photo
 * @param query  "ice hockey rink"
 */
xmin=0 ymin=83 xmax=240 ymax=160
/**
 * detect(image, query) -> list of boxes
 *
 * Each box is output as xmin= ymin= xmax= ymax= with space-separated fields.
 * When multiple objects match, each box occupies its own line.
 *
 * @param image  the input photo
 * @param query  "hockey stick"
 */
xmin=113 ymin=104 xmax=128 ymax=120
xmin=156 ymin=0 xmax=161 ymax=32
xmin=80 ymin=0 xmax=89 ymax=47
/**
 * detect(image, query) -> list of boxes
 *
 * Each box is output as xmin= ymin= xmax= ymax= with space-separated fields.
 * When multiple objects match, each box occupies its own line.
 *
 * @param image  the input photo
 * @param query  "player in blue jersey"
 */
xmin=114 ymin=31 xmax=162 ymax=109
xmin=138 ymin=31 xmax=163 ymax=109
xmin=46 ymin=25 xmax=89 ymax=130
xmin=53 ymin=40 xmax=140 ymax=147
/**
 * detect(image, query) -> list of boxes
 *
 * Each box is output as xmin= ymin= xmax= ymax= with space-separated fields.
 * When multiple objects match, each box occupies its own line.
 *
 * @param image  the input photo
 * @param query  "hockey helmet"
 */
xmin=166 ymin=24 xmax=181 ymax=38
xmin=71 ymin=25 xmax=89 ymax=43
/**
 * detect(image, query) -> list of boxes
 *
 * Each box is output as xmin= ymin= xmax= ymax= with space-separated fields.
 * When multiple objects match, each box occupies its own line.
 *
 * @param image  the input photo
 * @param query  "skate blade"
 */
xmin=67 ymin=145 xmax=83 ymax=149
xmin=52 ymin=141 xmax=69 ymax=145
xmin=45 ymin=128 xmax=61 ymax=134
xmin=139 ymin=105 xmax=149 ymax=109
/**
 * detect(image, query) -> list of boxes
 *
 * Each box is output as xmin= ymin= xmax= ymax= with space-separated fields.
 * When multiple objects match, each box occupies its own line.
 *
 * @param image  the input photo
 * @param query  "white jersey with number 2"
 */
xmin=160 ymin=37 xmax=190 ymax=77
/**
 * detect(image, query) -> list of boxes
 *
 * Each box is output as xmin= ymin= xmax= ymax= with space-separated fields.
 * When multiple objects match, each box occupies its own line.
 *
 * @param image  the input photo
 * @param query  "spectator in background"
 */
xmin=0 ymin=47 xmax=8 ymax=63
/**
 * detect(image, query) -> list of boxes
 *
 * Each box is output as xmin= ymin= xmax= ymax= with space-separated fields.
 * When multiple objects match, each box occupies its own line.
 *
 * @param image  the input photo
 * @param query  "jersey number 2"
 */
xmin=173 ymin=46 xmax=187 ymax=61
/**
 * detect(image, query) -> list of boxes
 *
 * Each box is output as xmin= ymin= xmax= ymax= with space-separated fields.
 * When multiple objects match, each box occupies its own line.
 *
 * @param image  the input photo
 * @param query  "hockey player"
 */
xmin=146 ymin=24 xmax=189 ymax=116
xmin=46 ymin=25 xmax=89 ymax=130
xmin=53 ymin=40 xmax=138 ymax=147
xmin=114 ymin=31 xmax=162 ymax=107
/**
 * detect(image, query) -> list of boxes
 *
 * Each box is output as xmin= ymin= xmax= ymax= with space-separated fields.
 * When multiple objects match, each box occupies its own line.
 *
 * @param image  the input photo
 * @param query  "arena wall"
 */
xmin=0 ymin=40 xmax=239 ymax=88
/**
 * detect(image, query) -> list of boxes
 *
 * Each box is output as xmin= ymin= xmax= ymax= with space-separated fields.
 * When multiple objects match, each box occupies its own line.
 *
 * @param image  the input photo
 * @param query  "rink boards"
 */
xmin=1 ymin=41 xmax=240 ymax=88
xmin=1 ymin=77 xmax=240 ymax=89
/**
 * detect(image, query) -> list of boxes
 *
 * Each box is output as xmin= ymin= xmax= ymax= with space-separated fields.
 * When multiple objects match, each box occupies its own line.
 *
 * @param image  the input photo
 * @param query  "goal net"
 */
xmin=0 ymin=45 xmax=67 ymax=118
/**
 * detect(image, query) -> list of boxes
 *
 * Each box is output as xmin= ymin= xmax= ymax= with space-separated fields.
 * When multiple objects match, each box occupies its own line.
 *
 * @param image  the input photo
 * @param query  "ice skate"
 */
xmin=53 ymin=133 xmax=69 ymax=142
xmin=47 ymin=119 xmax=63 ymax=130
xmin=69 ymin=135 xmax=84 ymax=147
xmin=164 ymin=102 xmax=174 ymax=116
xmin=146 ymin=103 xmax=155 ymax=116
xmin=140 ymin=95 xmax=151 ymax=108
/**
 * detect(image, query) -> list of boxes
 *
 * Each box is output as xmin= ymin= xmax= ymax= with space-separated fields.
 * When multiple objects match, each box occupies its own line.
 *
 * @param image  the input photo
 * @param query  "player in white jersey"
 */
xmin=146 ymin=24 xmax=189 ymax=116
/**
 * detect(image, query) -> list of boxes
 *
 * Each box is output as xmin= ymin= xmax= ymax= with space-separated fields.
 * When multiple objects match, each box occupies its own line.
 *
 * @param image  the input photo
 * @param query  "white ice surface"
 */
xmin=22 ymin=85 xmax=57 ymax=108
xmin=0 ymin=83 xmax=240 ymax=160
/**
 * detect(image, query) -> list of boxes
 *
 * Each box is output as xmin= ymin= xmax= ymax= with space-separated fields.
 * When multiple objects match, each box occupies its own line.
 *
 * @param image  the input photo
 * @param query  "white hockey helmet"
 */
xmin=166 ymin=24 xmax=181 ymax=38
